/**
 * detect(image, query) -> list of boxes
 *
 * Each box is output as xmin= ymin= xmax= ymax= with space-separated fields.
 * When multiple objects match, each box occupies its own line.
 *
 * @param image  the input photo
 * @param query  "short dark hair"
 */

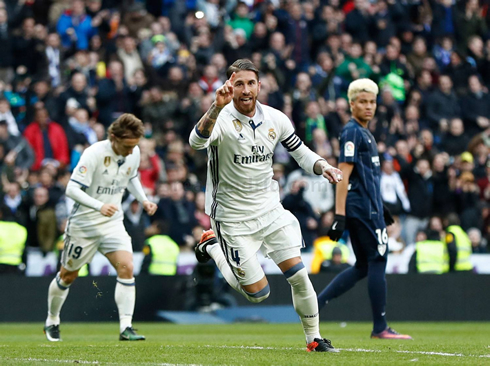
xmin=108 ymin=113 xmax=144 ymax=141
xmin=226 ymin=59 xmax=259 ymax=80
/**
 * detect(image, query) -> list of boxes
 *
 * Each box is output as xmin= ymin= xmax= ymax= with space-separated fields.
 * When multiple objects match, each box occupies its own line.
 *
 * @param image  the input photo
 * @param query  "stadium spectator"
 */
xmin=26 ymin=80 xmax=58 ymax=124
xmin=0 ymin=208 xmax=27 ymax=274
xmin=445 ymin=51 xmax=476 ymax=97
xmin=65 ymin=108 xmax=97 ymax=151
xmin=1 ymin=181 xmax=24 ymax=223
xmin=336 ymin=42 xmax=374 ymax=88
xmin=227 ymin=2 xmax=254 ymax=40
xmin=399 ymin=157 xmax=434 ymax=246
xmin=380 ymin=156 xmax=410 ymax=217
xmin=282 ymin=178 xmax=319 ymax=250
xmin=407 ymin=37 xmax=429 ymax=76
xmin=121 ymin=2 xmax=154 ymax=39
xmin=319 ymin=246 xmax=352 ymax=274
xmin=285 ymin=164 xmax=335 ymax=216
xmin=0 ymin=118 xmax=34 ymax=171
xmin=409 ymin=229 xmax=449 ymax=274
xmin=345 ymin=0 xmax=375 ymax=44
xmin=56 ymin=0 xmax=97 ymax=51
xmin=116 ymin=36 xmax=143 ymax=82
xmin=23 ymin=186 xmax=57 ymax=253
xmin=461 ymin=75 xmax=490 ymax=137
xmin=444 ymin=213 xmax=474 ymax=272
xmin=123 ymin=197 xmax=151 ymax=252
xmin=23 ymin=105 xmax=69 ymax=171
xmin=12 ymin=17 xmax=44 ymax=78
xmin=57 ymin=72 xmax=93 ymax=125
xmin=194 ymin=191 xmax=210 ymax=230
xmin=0 ymin=98 xmax=19 ymax=136
xmin=138 ymin=138 xmax=163 ymax=195
xmin=441 ymin=118 xmax=470 ymax=156
xmin=426 ymin=75 xmax=461 ymax=130
xmin=468 ymin=227 xmax=487 ymax=253
xmin=379 ymin=44 xmax=410 ymax=102
xmin=431 ymin=153 xmax=456 ymax=216
xmin=155 ymin=181 xmax=197 ymax=247
xmin=95 ymin=60 xmax=131 ymax=126
xmin=140 ymin=226 xmax=180 ymax=275
xmin=0 ymin=8 xmax=13 ymax=84
xmin=454 ymin=0 xmax=488 ymax=53
xmin=454 ymin=170 xmax=482 ymax=231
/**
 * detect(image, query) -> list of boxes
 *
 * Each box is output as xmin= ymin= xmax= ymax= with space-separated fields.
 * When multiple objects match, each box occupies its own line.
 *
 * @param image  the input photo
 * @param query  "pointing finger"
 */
xmin=229 ymin=72 xmax=236 ymax=82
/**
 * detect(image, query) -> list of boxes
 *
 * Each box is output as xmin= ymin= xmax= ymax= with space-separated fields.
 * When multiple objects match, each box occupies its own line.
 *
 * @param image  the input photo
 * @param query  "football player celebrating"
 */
xmin=44 ymin=114 xmax=157 ymax=342
xmin=189 ymin=59 xmax=342 ymax=352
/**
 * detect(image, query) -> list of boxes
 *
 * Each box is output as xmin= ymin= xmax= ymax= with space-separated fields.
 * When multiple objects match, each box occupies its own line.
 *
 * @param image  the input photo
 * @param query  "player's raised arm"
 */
xmin=196 ymin=72 xmax=236 ymax=138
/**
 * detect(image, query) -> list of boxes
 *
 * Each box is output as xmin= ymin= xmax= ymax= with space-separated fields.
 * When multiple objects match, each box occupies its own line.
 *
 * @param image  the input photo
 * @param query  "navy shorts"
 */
xmin=346 ymin=217 xmax=388 ymax=268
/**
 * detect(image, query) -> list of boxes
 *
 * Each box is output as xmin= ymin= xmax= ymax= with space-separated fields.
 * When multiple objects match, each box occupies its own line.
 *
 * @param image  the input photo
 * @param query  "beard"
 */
xmin=234 ymin=96 xmax=257 ymax=116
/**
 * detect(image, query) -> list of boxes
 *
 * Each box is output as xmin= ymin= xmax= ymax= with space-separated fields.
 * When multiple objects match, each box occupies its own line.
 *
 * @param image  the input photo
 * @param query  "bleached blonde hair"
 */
xmin=347 ymin=78 xmax=379 ymax=103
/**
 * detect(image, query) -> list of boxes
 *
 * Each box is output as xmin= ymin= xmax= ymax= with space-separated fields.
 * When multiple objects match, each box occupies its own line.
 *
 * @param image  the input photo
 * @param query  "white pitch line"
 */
xmin=0 ymin=357 xmax=202 ymax=366
xmin=341 ymin=348 xmax=490 ymax=358
xmin=199 ymin=345 xmax=490 ymax=358
xmin=2 ymin=345 xmax=490 ymax=364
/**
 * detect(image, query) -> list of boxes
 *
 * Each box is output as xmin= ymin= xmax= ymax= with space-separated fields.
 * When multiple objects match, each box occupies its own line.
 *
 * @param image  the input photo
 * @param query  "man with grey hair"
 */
xmin=318 ymin=78 xmax=412 ymax=340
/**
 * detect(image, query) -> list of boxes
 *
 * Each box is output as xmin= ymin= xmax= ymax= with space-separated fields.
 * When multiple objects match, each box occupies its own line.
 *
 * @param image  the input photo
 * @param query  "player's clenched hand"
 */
xmin=323 ymin=166 xmax=343 ymax=184
xmin=215 ymin=72 xmax=236 ymax=108
xmin=143 ymin=200 xmax=157 ymax=216
xmin=317 ymin=160 xmax=343 ymax=184
xmin=100 ymin=203 xmax=119 ymax=217
xmin=327 ymin=215 xmax=346 ymax=241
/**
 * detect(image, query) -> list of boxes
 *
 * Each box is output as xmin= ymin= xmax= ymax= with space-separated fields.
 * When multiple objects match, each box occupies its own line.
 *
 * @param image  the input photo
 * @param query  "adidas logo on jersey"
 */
xmin=103 ymin=169 xmax=109 ymax=175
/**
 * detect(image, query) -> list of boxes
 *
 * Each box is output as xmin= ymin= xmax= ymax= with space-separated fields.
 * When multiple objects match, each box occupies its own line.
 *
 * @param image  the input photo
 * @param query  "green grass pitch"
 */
xmin=0 ymin=322 xmax=489 ymax=365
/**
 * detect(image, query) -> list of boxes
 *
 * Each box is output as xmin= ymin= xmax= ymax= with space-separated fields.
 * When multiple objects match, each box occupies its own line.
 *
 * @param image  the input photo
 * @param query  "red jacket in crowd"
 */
xmin=24 ymin=121 xmax=70 ymax=171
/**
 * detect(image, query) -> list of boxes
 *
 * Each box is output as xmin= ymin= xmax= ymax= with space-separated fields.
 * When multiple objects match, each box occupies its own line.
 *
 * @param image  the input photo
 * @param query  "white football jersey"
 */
xmin=66 ymin=140 xmax=140 ymax=237
xmin=190 ymin=101 xmax=310 ymax=222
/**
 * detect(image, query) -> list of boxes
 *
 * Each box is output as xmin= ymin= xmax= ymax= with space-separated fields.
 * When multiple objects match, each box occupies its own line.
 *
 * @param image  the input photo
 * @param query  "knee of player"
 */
xmin=244 ymin=284 xmax=270 ymax=303
xmin=116 ymin=262 xmax=134 ymax=278
xmin=284 ymin=262 xmax=308 ymax=286
xmin=60 ymin=270 xmax=79 ymax=284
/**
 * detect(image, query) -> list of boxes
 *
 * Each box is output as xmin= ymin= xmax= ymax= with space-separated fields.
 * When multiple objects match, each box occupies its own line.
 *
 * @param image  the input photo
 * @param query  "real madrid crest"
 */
xmin=104 ymin=156 xmax=111 ymax=167
xmin=268 ymin=128 xmax=276 ymax=141
xmin=236 ymin=268 xmax=246 ymax=277
xmin=127 ymin=167 xmax=131 ymax=175
xmin=232 ymin=119 xmax=243 ymax=132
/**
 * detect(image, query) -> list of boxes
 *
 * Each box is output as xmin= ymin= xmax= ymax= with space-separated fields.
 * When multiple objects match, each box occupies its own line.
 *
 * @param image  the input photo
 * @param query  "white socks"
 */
xmin=115 ymin=277 xmax=135 ymax=333
xmin=46 ymin=274 xmax=136 ymax=333
xmin=46 ymin=273 xmax=71 ymax=326
xmin=286 ymin=267 xmax=321 ymax=344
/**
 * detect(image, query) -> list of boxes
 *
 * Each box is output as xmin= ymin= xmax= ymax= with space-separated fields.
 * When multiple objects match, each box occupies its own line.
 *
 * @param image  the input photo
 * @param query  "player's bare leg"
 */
xmin=196 ymin=230 xmax=270 ymax=302
xmin=44 ymin=266 xmax=79 ymax=341
xmin=105 ymin=250 xmax=145 ymax=341
xmin=278 ymin=257 xmax=338 ymax=353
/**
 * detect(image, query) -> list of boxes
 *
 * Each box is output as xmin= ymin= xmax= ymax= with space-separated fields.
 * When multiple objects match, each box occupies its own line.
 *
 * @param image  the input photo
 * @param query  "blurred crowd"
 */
xmin=0 ymin=0 xmax=490 ymax=274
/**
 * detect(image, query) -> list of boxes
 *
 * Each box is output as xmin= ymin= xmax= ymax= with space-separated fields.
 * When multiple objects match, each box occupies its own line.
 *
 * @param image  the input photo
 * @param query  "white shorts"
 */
xmin=61 ymin=226 xmax=132 ymax=271
xmin=212 ymin=206 xmax=303 ymax=286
